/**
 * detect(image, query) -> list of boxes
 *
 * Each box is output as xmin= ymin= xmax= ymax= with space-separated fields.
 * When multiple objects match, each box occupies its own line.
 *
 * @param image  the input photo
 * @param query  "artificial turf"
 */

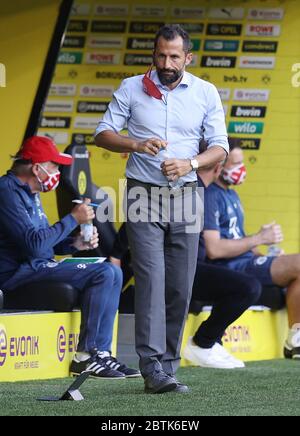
xmin=0 ymin=359 xmax=299 ymax=416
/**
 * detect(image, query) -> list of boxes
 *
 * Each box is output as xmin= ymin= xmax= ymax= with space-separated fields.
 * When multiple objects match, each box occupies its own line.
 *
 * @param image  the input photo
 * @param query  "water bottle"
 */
xmin=81 ymin=220 xmax=93 ymax=243
xmin=267 ymin=245 xmax=281 ymax=257
xmin=158 ymin=148 xmax=184 ymax=190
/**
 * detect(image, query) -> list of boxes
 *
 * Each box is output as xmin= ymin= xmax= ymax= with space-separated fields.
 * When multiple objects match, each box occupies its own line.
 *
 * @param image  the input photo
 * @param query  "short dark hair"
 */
xmin=10 ymin=155 xmax=33 ymax=176
xmin=154 ymin=24 xmax=192 ymax=53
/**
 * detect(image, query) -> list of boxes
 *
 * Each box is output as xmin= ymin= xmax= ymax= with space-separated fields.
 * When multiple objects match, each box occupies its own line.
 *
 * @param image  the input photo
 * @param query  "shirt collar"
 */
xmin=152 ymin=70 xmax=190 ymax=89
xmin=214 ymin=181 xmax=228 ymax=192
xmin=6 ymin=170 xmax=35 ymax=196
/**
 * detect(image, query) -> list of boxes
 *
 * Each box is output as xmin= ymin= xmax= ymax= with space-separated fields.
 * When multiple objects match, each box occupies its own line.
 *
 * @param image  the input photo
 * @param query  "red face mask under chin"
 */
xmin=142 ymin=66 xmax=167 ymax=104
xmin=222 ymin=164 xmax=247 ymax=186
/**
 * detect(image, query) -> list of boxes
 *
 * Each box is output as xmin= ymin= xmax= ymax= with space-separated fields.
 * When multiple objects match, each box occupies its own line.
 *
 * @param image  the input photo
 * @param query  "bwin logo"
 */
xmin=0 ymin=63 xmax=6 ymax=88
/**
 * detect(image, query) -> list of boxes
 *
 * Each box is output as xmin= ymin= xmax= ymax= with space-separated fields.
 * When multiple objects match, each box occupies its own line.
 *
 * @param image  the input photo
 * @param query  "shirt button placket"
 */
xmin=165 ymin=91 xmax=170 ymax=142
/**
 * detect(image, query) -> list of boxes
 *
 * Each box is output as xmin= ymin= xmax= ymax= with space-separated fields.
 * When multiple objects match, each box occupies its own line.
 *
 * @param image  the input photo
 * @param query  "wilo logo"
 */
xmin=0 ymin=63 xmax=6 ymax=87
xmin=228 ymin=121 xmax=264 ymax=134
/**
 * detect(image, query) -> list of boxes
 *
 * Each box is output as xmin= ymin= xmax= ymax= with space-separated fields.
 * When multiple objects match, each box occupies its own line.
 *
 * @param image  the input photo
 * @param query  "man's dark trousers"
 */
xmin=126 ymin=179 xmax=200 ymax=377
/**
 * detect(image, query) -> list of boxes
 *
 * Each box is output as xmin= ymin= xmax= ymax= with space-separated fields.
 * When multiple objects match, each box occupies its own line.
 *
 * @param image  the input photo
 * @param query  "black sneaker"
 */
xmin=284 ymin=342 xmax=300 ymax=360
xmin=144 ymin=370 xmax=177 ymax=394
xmin=171 ymin=377 xmax=189 ymax=393
xmin=97 ymin=353 xmax=141 ymax=378
xmin=70 ymin=355 xmax=125 ymax=379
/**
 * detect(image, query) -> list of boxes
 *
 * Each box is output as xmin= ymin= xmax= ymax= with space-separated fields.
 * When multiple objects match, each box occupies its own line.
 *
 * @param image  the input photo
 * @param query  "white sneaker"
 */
xmin=284 ymin=326 xmax=300 ymax=359
xmin=213 ymin=343 xmax=245 ymax=368
xmin=182 ymin=337 xmax=236 ymax=369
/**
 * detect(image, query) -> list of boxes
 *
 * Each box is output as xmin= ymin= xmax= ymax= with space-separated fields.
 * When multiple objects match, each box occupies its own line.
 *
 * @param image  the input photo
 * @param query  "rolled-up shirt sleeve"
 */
xmin=203 ymin=84 xmax=229 ymax=154
xmin=95 ymin=79 xmax=131 ymax=137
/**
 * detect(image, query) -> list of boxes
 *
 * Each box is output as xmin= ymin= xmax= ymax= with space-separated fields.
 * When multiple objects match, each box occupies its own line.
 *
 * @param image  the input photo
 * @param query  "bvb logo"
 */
xmin=0 ymin=325 xmax=7 ymax=367
xmin=57 ymin=326 xmax=66 ymax=362
xmin=78 ymin=171 xmax=87 ymax=195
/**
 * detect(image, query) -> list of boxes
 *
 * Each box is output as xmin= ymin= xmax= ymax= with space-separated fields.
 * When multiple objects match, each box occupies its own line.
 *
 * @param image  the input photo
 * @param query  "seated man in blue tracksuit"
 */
xmin=203 ymin=142 xmax=300 ymax=360
xmin=0 ymin=136 xmax=140 ymax=379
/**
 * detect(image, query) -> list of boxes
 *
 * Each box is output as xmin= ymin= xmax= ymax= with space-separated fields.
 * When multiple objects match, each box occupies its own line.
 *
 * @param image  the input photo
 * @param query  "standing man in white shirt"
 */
xmin=95 ymin=24 xmax=229 ymax=394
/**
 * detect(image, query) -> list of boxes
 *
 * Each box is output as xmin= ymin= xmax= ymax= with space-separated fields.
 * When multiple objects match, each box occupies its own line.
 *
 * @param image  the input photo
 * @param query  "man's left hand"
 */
xmin=161 ymin=159 xmax=192 ymax=180
xmin=72 ymin=226 xmax=99 ymax=251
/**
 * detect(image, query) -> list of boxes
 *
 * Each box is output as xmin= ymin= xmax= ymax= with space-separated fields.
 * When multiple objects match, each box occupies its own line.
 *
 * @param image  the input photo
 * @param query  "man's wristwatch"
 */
xmin=190 ymin=158 xmax=199 ymax=171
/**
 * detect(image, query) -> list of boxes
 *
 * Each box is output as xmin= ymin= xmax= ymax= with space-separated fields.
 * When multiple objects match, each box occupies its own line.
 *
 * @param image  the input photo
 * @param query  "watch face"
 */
xmin=191 ymin=159 xmax=198 ymax=170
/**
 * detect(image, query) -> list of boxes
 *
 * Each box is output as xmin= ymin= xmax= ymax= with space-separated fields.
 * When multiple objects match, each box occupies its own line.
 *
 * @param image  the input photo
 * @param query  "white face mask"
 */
xmin=37 ymin=164 xmax=61 ymax=192
xmin=221 ymin=164 xmax=247 ymax=185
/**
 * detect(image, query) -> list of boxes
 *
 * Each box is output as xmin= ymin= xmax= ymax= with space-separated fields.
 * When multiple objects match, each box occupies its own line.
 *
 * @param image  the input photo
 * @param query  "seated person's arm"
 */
xmin=204 ymin=229 xmax=260 ymax=260
xmin=54 ymin=237 xmax=77 ymax=255
xmin=252 ymin=246 xmax=263 ymax=256
xmin=0 ymin=187 xmax=79 ymax=258
xmin=204 ymin=222 xmax=283 ymax=260
xmin=202 ymin=186 xmax=258 ymax=260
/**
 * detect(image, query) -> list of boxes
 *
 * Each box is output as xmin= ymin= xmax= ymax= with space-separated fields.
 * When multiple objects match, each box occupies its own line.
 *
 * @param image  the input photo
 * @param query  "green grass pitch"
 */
xmin=1 ymin=360 xmax=300 ymax=416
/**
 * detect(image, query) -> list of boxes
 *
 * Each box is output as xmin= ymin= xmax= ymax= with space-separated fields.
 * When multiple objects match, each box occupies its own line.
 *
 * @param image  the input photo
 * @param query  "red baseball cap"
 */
xmin=19 ymin=136 xmax=73 ymax=166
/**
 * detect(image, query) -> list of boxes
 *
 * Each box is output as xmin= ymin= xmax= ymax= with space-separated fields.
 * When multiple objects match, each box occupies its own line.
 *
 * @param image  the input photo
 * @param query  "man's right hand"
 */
xmin=71 ymin=199 xmax=95 ymax=225
xmin=257 ymin=222 xmax=283 ymax=245
xmin=134 ymin=138 xmax=168 ymax=156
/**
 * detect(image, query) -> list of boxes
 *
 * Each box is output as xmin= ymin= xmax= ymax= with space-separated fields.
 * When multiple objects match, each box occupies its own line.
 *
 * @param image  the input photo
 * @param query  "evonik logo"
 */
xmin=57 ymin=326 xmax=66 ymax=362
xmin=0 ymin=326 xmax=39 ymax=367
xmin=0 ymin=326 xmax=7 ymax=366
xmin=57 ymin=326 xmax=79 ymax=362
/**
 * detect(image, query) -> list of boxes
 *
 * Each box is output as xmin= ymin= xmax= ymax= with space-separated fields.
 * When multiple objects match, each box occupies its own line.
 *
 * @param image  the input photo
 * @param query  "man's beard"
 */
xmin=157 ymin=68 xmax=183 ymax=85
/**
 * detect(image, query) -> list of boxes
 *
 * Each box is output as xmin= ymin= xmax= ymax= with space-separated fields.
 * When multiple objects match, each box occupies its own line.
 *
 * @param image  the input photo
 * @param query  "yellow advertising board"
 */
xmin=0 ymin=311 xmax=118 ymax=382
xmin=181 ymin=307 xmax=288 ymax=366
xmin=0 ymin=308 xmax=287 ymax=382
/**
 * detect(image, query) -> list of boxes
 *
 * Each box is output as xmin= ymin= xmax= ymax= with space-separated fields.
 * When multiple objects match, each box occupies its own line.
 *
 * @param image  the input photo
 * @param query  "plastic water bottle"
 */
xmin=267 ymin=245 xmax=281 ymax=257
xmin=81 ymin=220 xmax=93 ymax=243
xmin=158 ymin=148 xmax=184 ymax=190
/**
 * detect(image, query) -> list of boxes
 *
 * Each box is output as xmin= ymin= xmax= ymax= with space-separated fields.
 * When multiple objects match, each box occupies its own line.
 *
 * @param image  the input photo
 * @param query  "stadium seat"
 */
xmin=256 ymin=285 xmax=286 ymax=311
xmin=0 ymin=289 xmax=3 ymax=310
xmin=119 ymin=283 xmax=286 ymax=316
xmin=56 ymin=144 xmax=117 ymax=257
xmin=2 ymin=282 xmax=79 ymax=312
